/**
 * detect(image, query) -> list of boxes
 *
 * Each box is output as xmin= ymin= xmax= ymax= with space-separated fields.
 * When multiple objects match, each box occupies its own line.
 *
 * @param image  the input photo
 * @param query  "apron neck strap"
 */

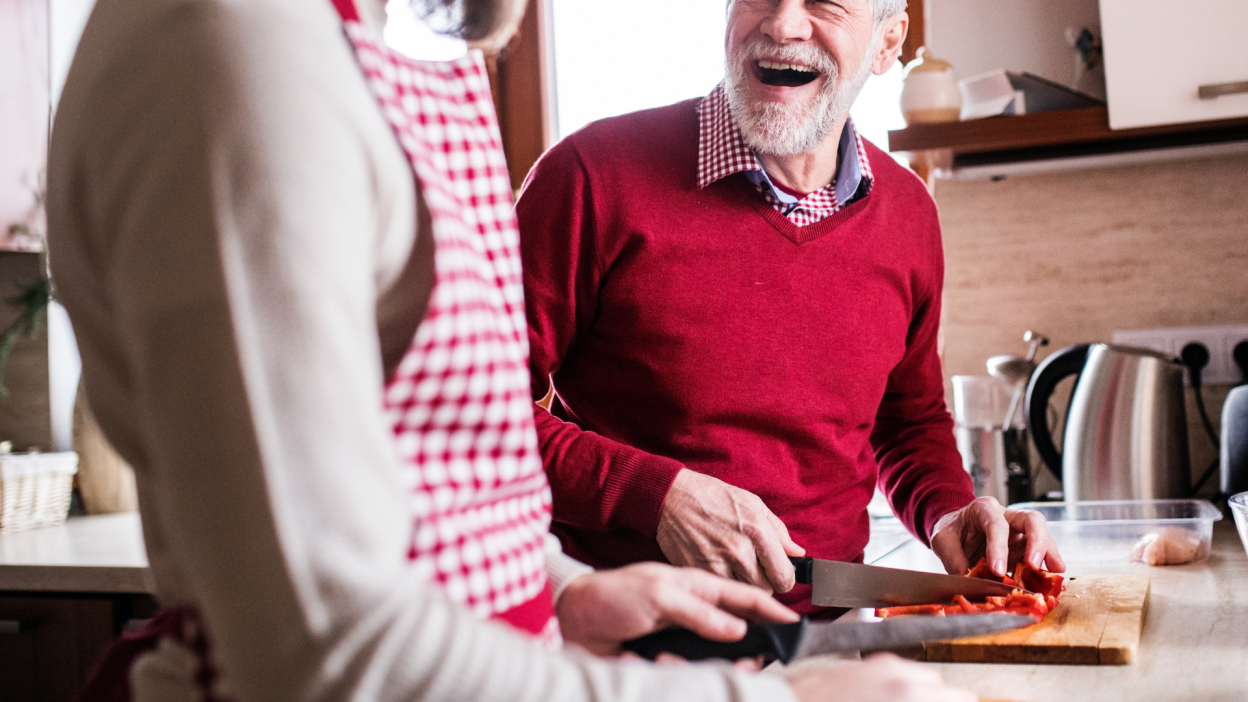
xmin=330 ymin=0 xmax=360 ymax=22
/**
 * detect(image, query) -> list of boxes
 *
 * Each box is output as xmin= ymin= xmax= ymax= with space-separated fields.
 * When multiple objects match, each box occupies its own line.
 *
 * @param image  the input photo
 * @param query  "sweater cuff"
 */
xmin=919 ymin=488 xmax=976 ymax=546
xmin=544 ymin=535 xmax=595 ymax=605
xmin=602 ymin=446 xmax=685 ymax=538
xmin=736 ymin=669 xmax=800 ymax=702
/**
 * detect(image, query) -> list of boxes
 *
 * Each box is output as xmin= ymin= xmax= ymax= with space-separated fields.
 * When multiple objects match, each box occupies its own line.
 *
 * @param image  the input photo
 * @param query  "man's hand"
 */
xmin=555 ymin=562 xmax=799 ymax=656
xmin=656 ymin=469 xmax=805 ymax=593
xmin=788 ymin=654 xmax=976 ymax=702
xmin=930 ymin=496 xmax=1067 ymax=578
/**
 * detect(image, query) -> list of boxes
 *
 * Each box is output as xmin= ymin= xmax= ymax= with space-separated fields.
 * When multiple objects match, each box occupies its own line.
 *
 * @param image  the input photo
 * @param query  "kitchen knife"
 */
xmin=622 ymin=613 xmax=1035 ymax=663
xmin=790 ymin=556 xmax=1033 ymax=608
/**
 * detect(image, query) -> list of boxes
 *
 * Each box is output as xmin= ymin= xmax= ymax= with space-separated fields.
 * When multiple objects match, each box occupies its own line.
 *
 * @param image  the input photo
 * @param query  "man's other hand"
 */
xmin=656 ymin=469 xmax=805 ymax=593
xmin=788 ymin=654 xmax=977 ymax=702
xmin=555 ymin=562 xmax=799 ymax=656
xmin=930 ymin=496 xmax=1067 ymax=578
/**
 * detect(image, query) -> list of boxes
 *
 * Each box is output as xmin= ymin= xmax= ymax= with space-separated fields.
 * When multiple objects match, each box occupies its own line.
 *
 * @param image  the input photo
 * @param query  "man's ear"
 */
xmin=871 ymin=12 xmax=908 ymax=75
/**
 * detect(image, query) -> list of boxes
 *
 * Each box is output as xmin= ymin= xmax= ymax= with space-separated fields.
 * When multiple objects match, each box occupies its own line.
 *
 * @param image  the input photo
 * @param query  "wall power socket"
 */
xmin=1113 ymin=324 xmax=1248 ymax=386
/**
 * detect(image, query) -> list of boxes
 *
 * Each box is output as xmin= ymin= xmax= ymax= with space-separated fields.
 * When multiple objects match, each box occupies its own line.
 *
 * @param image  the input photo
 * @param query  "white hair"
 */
xmin=873 ymin=0 xmax=908 ymax=25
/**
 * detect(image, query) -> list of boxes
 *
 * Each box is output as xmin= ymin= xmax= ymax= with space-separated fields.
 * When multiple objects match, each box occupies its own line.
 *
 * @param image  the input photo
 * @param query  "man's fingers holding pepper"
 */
xmin=932 ymin=497 xmax=1066 ymax=578
xmin=1004 ymin=507 xmax=1066 ymax=573
xmin=967 ymin=497 xmax=1013 ymax=578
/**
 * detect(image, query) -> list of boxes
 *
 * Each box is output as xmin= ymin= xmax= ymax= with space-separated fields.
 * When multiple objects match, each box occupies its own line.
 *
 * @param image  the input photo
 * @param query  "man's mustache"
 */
xmin=732 ymin=37 xmax=838 ymax=78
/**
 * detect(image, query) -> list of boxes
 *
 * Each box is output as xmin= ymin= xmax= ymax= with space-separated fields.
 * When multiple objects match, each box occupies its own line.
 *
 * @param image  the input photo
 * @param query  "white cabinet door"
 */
xmin=1100 ymin=0 xmax=1248 ymax=129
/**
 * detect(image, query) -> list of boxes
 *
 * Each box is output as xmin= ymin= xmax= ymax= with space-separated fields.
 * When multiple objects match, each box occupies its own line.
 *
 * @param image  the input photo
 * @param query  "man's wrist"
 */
xmin=659 ymin=468 xmax=693 ymax=516
xmin=930 ymin=508 xmax=961 ymax=540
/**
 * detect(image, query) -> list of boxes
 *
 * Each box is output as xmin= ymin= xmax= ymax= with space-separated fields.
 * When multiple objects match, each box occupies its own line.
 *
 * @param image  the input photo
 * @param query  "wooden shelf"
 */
xmin=888 ymin=107 xmax=1248 ymax=167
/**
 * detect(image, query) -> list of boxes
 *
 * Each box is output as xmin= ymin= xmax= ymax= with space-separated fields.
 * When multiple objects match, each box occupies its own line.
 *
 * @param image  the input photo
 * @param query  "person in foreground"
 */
xmin=47 ymin=0 xmax=973 ymax=700
xmin=517 ymin=0 xmax=1065 ymax=609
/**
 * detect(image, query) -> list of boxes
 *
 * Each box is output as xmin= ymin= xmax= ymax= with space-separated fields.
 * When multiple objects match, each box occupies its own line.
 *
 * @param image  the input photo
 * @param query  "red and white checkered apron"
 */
xmin=74 ymin=7 xmax=557 ymax=701
xmin=332 ymin=0 xmax=558 ymax=642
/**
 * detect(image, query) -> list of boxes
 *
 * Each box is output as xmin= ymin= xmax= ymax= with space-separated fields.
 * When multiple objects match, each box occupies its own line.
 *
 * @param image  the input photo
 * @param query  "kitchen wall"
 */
xmin=1 ymin=0 xmax=48 ymax=233
xmin=925 ymin=0 xmax=1106 ymax=100
xmin=936 ymin=153 xmax=1248 ymax=496
xmin=1 ymin=0 xmax=82 ymax=452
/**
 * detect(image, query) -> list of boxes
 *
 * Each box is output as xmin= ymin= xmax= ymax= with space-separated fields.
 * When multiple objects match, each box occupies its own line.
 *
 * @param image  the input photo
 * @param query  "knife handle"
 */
xmin=790 ymin=556 xmax=814 ymax=585
xmin=622 ymin=620 xmax=806 ymax=664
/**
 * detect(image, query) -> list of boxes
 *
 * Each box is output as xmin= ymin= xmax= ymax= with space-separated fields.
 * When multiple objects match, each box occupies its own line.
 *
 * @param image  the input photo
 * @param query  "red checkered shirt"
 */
xmin=697 ymin=83 xmax=874 ymax=227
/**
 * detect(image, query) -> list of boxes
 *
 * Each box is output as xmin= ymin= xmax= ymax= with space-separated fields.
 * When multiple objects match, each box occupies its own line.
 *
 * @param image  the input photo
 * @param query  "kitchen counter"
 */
xmin=871 ymin=519 xmax=1248 ymax=701
xmin=0 ymin=512 xmax=152 ymax=594
xmin=4 ymin=511 xmax=1247 ymax=699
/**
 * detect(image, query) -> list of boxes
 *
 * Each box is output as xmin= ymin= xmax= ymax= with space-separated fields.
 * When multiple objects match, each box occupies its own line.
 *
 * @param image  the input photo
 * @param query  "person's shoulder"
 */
xmin=65 ymin=0 xmax=347 ymax=98
xmin=860 ymin=138 xmax=933 ymax=206
xmin=558 ymin=99 xmax=702 ymax=167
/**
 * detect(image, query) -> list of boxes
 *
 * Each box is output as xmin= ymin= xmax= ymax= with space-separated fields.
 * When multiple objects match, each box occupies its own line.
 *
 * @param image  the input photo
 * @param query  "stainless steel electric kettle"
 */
xmin=1025 ymin=343 xmax=1190 ymax=501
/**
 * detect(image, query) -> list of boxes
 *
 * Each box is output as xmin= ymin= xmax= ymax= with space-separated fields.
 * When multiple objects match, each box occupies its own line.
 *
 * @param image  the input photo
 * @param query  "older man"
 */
xmin=517 ymin=0 xmax=1064 ymax=613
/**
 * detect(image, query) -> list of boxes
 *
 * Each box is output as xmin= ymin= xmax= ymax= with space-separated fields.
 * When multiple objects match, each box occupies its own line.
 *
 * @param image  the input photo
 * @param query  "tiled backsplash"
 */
xmin=935 ymin=153 xmax=1248 ymax=496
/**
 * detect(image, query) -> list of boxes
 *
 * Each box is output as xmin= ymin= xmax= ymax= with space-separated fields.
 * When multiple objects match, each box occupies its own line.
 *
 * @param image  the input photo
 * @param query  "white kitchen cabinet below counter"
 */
xmin=0 ymin=512 xmax=152 ymax=594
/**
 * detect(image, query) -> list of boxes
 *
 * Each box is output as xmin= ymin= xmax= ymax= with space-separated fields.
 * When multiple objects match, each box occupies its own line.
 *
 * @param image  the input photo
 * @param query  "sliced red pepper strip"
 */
xmin=875 ymin=604 xmax=947 ymax=618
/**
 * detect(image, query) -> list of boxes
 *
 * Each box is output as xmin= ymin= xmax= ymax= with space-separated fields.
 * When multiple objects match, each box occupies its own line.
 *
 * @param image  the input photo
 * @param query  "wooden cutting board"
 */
xmin=923 ymin=574 xmax=1150 ymax=665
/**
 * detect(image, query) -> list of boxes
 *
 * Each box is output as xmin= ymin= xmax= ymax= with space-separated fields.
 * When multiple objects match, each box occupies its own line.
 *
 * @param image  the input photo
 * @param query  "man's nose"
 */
xmin=760 ymin=0 xmax=813 ymax=44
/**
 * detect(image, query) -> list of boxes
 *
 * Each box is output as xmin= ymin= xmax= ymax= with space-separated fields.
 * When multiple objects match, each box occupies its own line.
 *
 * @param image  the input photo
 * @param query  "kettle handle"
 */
xmin=1024 ymin=344 xmax=1090 ymax=482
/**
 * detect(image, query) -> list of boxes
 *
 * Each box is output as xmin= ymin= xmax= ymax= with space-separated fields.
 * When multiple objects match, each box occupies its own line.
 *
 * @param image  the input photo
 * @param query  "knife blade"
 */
xmin=790 ymin=556 xmax=1032 ymax=609
xmin=622 ymin=613 xmax=1035 ymax=663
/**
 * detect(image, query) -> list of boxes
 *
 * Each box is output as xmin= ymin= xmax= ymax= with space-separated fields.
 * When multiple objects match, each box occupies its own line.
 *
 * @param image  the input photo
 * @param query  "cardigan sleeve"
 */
xmin=871 ymin=212 xmax=976 ymax=546
xmin=517 ymin=142 xmax=685 ymax=539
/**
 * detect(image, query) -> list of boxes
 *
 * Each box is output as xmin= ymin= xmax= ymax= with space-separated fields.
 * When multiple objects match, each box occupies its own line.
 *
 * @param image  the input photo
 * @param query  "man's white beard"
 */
xmin=725 ymin=37 xmax=875 ymax=156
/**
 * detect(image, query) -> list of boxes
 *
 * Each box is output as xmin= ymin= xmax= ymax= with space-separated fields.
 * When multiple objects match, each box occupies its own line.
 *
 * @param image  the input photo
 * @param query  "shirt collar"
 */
xmin=696 ymin=82 xmax=873 ymax=202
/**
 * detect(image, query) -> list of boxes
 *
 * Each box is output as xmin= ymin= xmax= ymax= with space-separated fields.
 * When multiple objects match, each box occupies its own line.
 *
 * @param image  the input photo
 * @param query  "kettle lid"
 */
xmin=1099 ymin=342 xmax=1182 ymax=364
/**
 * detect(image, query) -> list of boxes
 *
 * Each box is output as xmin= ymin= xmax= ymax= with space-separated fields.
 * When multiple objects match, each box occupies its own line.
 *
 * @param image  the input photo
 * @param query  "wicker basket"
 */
xmin=0 ymin=451 xmax=78 ymax=532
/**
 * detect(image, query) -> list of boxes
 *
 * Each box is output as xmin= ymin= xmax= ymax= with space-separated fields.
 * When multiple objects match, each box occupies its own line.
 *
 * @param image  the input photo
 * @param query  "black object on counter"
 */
xmin=1004 ymin=427 xmax=1033 ymax=504
xmin=1221 ymin=386 xmax=1248 ymax=497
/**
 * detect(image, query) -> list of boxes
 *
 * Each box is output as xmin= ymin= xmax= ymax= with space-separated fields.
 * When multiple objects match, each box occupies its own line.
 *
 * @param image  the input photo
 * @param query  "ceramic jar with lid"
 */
xmin=900 ymin=48 xmax=962 ymax=125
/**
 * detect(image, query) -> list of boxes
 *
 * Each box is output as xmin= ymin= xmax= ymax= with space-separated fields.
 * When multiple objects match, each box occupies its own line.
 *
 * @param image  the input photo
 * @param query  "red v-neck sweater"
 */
xmin=517 ymin=99 xmax=974 ymax=612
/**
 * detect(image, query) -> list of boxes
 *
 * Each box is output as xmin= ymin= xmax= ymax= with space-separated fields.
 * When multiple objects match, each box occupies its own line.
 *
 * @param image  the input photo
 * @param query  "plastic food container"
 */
xmin=1011 ymin=499 xmax=1222 ymax=565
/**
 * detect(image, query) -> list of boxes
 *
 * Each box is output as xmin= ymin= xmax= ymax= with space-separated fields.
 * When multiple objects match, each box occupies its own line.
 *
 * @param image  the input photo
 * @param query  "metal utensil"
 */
xmin=622 ymin=613 xmax=1035 ymax=663
xmin=988 ymin=331 xmax=1049 ymax=429
xmin=790 ymin=557 xmax=1032 ymax=609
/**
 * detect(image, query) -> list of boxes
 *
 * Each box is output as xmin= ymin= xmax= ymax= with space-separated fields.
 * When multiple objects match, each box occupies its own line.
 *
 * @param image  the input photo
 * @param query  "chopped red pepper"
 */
xmin=875 ymin=603 xmax=947 ymax=618
xmin=967 ymin=559 xmax=996 ymax=580
xmin=871 ymin=557 xmax=1063 ymax=621
xmin=953 ymin=594 xmax=977 ymax=614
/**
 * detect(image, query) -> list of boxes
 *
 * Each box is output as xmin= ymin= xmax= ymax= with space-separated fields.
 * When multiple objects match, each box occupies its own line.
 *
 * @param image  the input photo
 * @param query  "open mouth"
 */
xmin=754 ymin=59 xmax=821 ymax=88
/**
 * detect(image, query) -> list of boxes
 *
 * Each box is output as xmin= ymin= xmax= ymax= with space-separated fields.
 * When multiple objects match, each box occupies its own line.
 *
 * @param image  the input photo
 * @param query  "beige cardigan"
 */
xmin=46 ymin=0 xmax=797 ymax=700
